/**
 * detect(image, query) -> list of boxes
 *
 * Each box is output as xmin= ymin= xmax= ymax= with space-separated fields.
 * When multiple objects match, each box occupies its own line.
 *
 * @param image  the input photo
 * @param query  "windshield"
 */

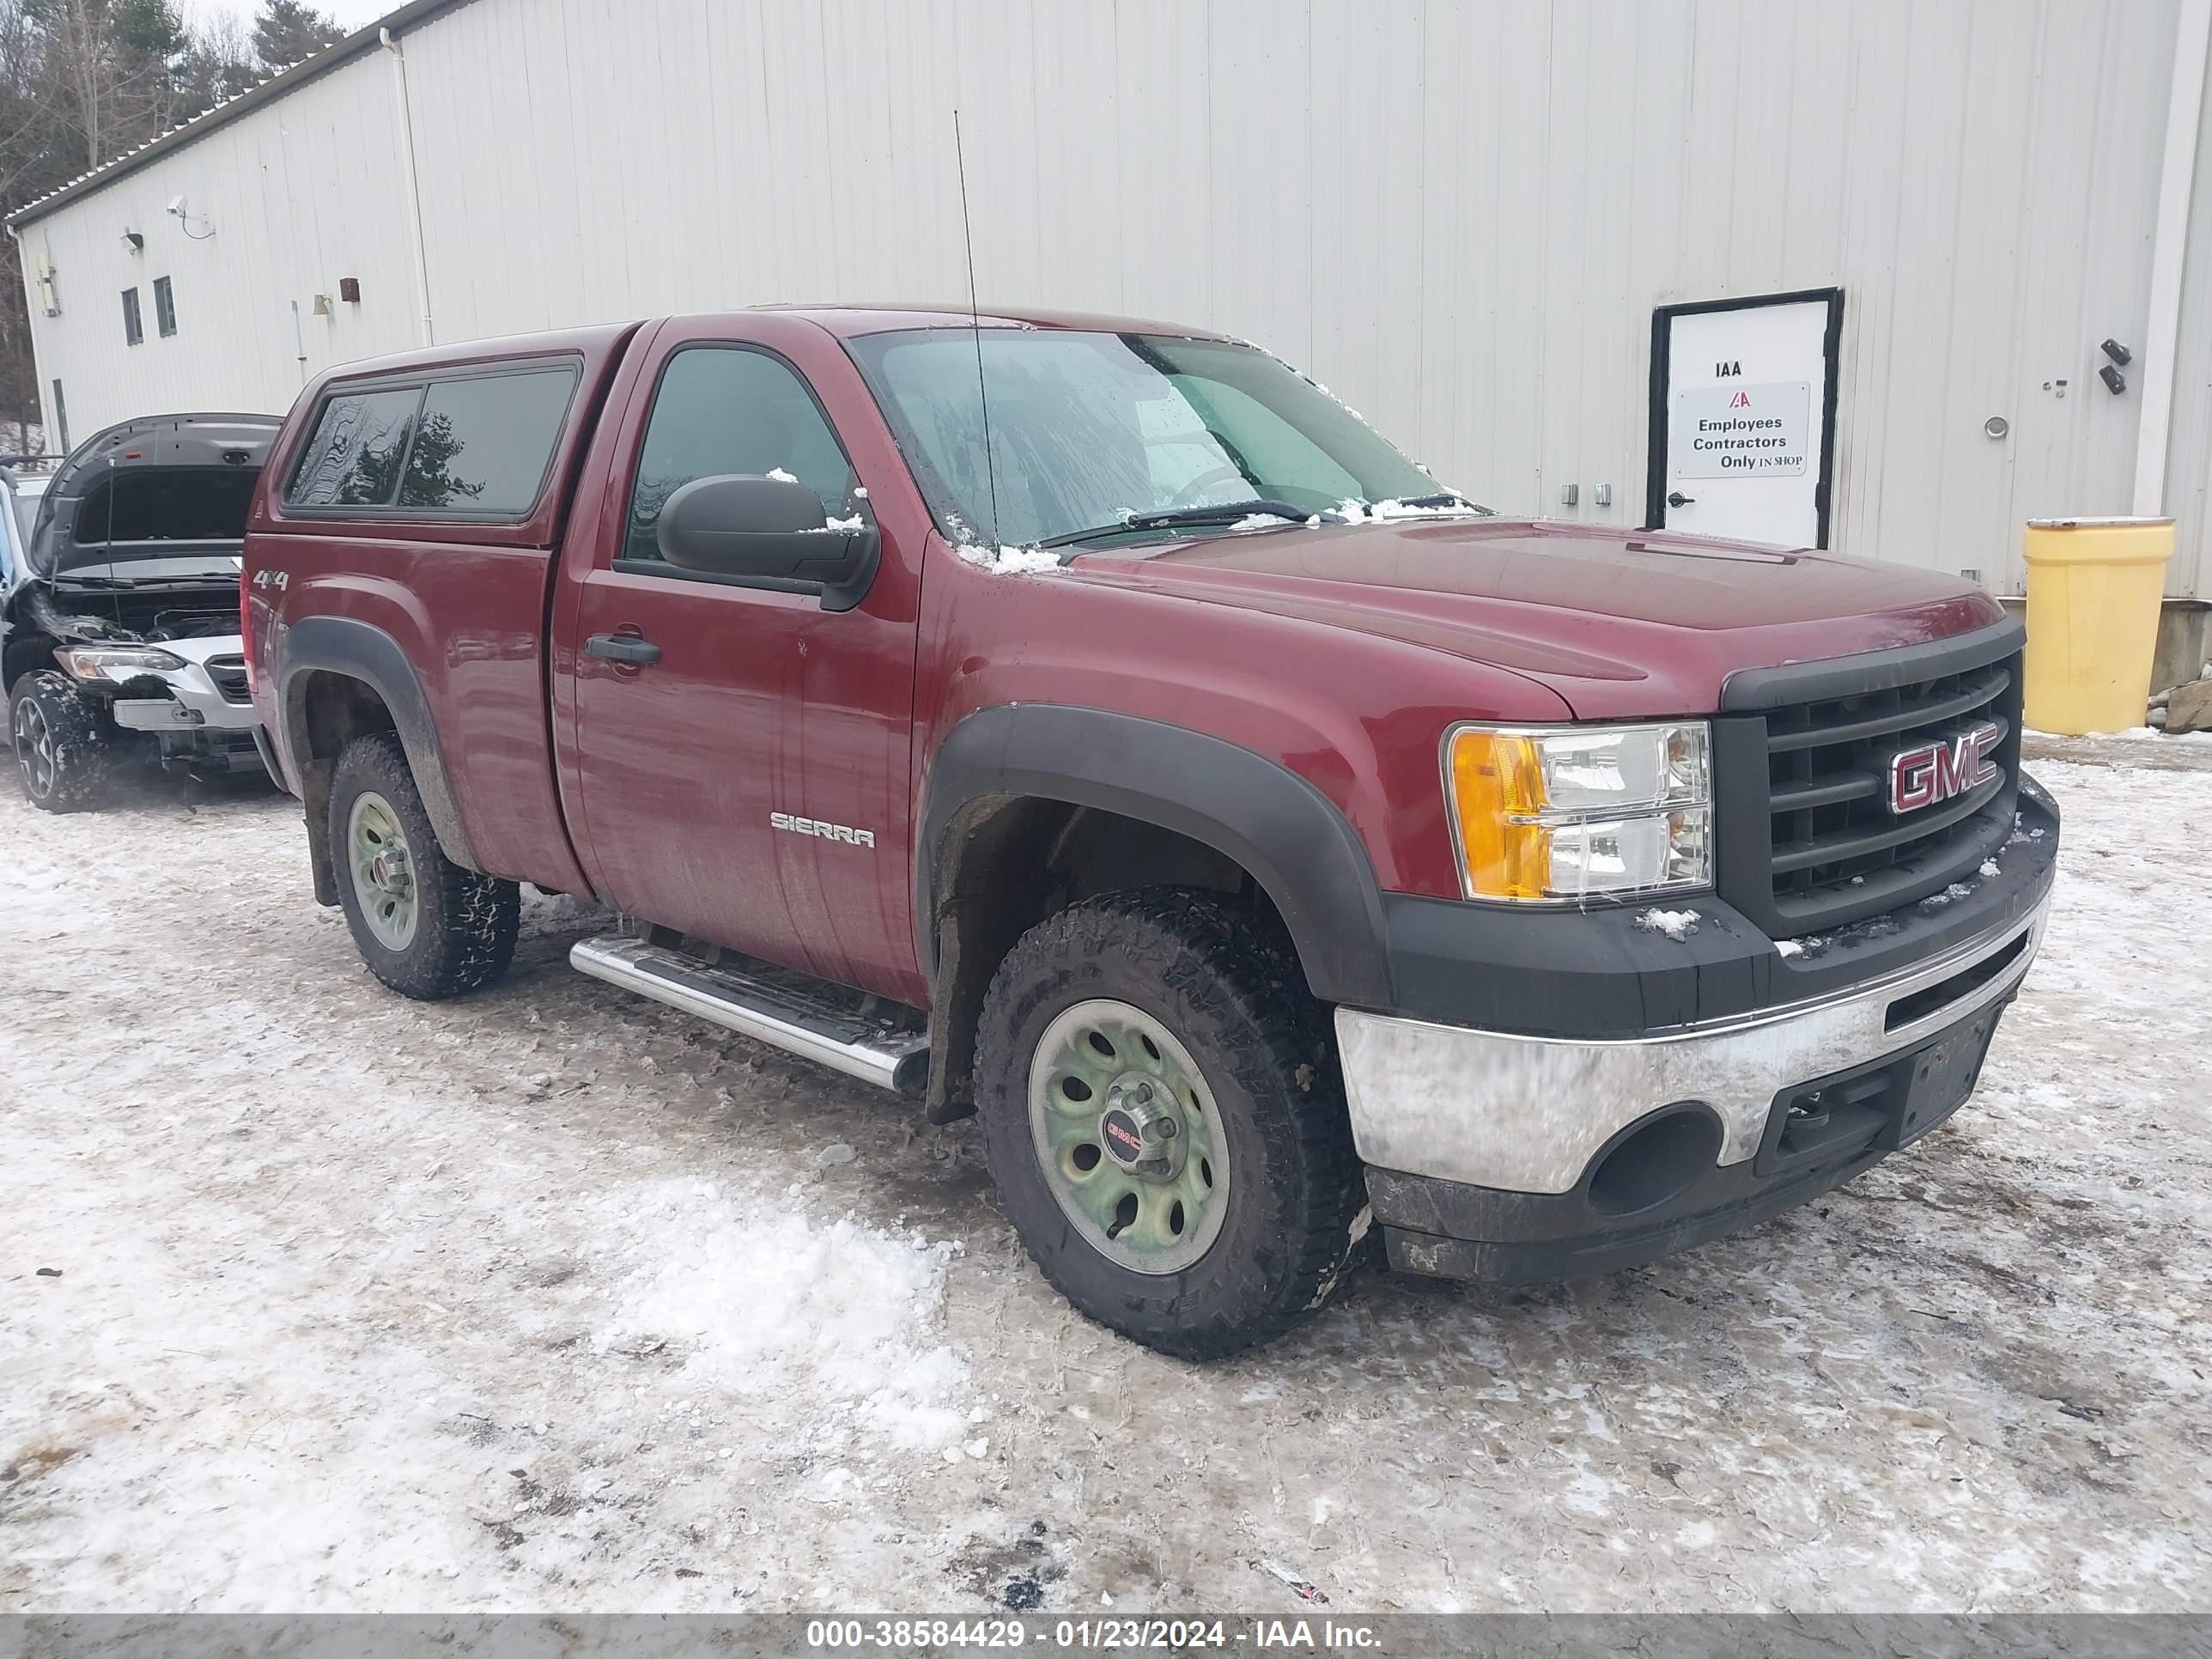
xmin=848 ymin=330 xmax=1451 ymax=548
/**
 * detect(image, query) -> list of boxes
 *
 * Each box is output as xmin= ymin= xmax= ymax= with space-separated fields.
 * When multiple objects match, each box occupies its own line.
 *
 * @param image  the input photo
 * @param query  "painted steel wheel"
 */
xmin=346 ymin=789 xmax=421 ymax=951
xmin=975 ymin=890 xmax=1370 ymax=1360
xmin=327 ymin=731 xmax=520 ymax=1000
xmin=1027 ymin=998 xmax=1232 ymax=1276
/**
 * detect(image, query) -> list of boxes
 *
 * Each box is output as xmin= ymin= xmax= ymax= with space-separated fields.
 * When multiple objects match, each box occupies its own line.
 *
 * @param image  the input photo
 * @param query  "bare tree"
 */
xmin=29 ymin=0 xmax=195 ymax=173
xmin=0 ymin=0 xmax=258 ymax=441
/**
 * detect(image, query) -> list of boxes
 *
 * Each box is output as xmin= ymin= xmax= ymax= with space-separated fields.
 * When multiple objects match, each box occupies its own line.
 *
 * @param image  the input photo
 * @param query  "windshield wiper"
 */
xmin=1389 ymin=491 xmax=1494 ymax=514
xmin=1040 ymin=500 xmax=1319 ymax=549
xmin=1127 ymin=499 xmax=1316 ymax=531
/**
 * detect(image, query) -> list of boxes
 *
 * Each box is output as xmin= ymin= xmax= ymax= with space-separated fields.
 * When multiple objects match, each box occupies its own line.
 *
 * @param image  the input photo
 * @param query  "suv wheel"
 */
xmin=10 ymin=670 xmax=116 ymax=813
xmin=329 ymin=731 xmax=520 ymax=999
xmin=975 ymin=890 xmax=1369 ymax=1359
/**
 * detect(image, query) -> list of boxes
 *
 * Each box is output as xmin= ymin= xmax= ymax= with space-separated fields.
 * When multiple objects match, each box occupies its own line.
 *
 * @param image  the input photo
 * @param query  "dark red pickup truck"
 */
xmin=244 ymin=306 xmax=2057 ymax=1358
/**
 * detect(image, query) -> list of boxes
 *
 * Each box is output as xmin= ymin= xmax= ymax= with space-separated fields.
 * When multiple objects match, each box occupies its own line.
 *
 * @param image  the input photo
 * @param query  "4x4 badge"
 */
xmin=1887 ymin=720 xmax=2000 ymax=814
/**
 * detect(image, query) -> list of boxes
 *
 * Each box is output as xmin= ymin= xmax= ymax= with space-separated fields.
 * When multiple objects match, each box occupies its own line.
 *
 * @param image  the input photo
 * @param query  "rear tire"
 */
xmin=329 ymin=731 xmax=518 ymax=999
xmin=974 ymin=890 xmax=1370 ymax=1360
xmin=11 ymin=671 xmax=117 ymax=813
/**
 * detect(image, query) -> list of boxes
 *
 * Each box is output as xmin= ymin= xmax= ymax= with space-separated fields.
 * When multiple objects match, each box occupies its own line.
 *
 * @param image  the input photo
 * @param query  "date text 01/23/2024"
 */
xmin=804 ymin=1619 xmax=1384 ymax=1650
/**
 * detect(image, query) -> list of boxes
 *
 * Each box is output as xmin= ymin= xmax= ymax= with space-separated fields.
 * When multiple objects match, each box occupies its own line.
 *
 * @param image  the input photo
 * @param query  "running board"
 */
xmin=570 ymin=935 xmax=929 ymax=1096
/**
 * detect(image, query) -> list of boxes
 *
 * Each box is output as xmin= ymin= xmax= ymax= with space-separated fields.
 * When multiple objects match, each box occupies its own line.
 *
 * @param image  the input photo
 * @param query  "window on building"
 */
xmin=121 ymin=287 xmax=142 ymax=347
xmin=624 ymin=346 xmax=857 ymax=564
xmin=51 ymin=380 xmax=68 ymax=451
xmin=396 ymin=368 xmax=578 ymax=513
xmin=153 ymin=276 xmax=177 ymax=337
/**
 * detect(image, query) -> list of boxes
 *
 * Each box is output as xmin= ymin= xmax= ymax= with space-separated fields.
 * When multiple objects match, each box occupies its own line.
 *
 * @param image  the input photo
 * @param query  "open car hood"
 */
xmin=28 ymin=411 xmax=276 ymax=582
xmin=1060 ymin=517 xmax=2005 ymax=719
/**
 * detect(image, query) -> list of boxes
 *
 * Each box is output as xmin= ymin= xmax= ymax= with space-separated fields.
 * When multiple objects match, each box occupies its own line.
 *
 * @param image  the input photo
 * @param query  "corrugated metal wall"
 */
xmin=18 ymin=0 xmax=2207 ymax=596
xmin=14 ymin=52 xmax=416 ymax=430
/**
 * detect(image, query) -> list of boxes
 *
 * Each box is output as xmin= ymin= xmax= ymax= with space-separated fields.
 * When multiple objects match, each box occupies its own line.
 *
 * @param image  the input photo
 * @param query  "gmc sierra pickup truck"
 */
xmin=244 ymin=307 xmax=2057 ymax=1358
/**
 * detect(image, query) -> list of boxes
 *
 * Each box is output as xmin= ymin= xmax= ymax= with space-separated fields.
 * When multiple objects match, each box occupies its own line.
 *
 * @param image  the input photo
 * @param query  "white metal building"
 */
xmin=9 ymin=0 xmax=2212 ymax=606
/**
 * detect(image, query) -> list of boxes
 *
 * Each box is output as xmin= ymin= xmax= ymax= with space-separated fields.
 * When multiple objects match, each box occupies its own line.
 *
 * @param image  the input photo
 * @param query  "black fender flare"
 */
xmin=276 ymin=615 xmax=482 ymax=873
xmin=916 ymin=703 xmax=1394 ymax=1008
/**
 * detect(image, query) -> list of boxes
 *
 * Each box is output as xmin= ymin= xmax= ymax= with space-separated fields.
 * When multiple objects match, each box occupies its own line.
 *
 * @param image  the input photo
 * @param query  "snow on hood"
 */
xmin=956 ymin=544 xmax=1068 ymax=575
xmin=947 ymin=497 xmax=1482 ymax=577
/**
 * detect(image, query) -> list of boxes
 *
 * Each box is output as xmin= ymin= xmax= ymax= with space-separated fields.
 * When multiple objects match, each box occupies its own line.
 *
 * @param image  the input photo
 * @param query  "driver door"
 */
xmin=562 ymin=325 xmax=918 ymax=999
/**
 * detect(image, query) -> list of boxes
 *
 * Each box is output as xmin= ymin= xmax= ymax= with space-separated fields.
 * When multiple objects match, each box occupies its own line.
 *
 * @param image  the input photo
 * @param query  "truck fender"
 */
xmin=276 ymin=616 xmax=482 ymax=881
xmin=916 ymin=704 xmax=1395 ymax=1010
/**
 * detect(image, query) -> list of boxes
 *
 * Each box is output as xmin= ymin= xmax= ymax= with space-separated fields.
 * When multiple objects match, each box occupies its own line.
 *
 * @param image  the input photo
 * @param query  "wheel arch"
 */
xmin=3 ymin=630 xmax=58 ymax=694
xmin=915 ymin=704 xmax=1394 ymax=1121
xmin=277 ymin=617 xmax=480 ymax=904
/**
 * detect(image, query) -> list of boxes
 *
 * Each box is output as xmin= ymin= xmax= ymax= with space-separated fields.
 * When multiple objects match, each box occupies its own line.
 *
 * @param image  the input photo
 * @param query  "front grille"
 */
xmin=1714 ymin=621 xmax=2024 ymax=936
xmin=204 ymin=655 xmax=251 ymax=704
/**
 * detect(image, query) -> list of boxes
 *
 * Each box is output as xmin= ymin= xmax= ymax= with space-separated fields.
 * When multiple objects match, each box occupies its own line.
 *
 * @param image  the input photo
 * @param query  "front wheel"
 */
xmin=11 ymin=671 xmax=118 ymax=812
xmin=328 ymin=731 xmax=519 ymax=999
xmin=974 ymin=890 xmax=1370 ymax=1359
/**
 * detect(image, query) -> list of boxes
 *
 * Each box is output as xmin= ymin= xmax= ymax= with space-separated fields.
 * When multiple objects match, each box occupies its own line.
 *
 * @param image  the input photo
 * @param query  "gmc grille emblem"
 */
xmin=1887 ymin=721 xmax=2001 ymax=815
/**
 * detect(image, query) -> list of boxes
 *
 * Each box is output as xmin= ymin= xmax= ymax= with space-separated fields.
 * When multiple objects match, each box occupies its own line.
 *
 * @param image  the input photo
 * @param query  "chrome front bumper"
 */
xmin=1335 ymin=899 xmax=2049 ymax=1196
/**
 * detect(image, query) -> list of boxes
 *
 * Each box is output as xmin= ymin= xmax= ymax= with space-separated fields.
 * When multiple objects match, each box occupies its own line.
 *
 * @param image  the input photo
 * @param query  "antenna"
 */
xmin=951 ymin=109 xmax=1002 ymax=547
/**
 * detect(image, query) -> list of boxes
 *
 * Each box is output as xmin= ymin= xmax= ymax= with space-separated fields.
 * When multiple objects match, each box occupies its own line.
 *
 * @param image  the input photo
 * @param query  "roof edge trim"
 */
xmin=7 ymin=0 xmax=477 ymax=229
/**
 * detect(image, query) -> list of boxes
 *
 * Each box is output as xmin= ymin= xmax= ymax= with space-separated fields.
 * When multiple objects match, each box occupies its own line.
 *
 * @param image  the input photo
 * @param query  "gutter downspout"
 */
xmin=2132 ymin=0 xmax=2210 ymax=516
xmin=381 ymin=25 xmax=435 ymax=347
xmin=3 ymin=222 xmax=38 ymax=441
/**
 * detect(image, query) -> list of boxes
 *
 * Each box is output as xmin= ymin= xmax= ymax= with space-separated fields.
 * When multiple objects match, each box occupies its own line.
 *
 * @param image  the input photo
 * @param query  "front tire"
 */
xmin=329 ymin=731 xmax=519 ymax=999
xmin=974 ymin=891 xmax=1369 ymax=1359
xmin=11 ymin=671 xmax=117 ymax=813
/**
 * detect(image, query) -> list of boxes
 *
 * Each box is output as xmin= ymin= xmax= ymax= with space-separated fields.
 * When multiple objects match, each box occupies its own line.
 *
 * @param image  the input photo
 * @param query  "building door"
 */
xmin=1648 ymin=289 xmax=1842 ymax=548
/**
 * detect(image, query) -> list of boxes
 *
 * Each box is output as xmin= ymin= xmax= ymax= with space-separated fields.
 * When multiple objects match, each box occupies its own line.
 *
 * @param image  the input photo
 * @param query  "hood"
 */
xmin=1060 ymin=518 xmax=2004 ymax=719
xmin=30 ymin=412 xmax=276 ymax=581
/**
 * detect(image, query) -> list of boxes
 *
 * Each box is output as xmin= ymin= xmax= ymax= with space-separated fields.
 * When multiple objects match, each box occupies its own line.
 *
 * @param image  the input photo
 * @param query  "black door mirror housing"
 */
xmin=654 ymin=474 xmax=879 ymax=611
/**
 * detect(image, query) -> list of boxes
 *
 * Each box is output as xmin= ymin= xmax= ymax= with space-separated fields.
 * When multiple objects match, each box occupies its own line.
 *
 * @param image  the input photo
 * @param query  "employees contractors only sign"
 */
xmin=1670 ymin=381 xmax=1811 ymax=477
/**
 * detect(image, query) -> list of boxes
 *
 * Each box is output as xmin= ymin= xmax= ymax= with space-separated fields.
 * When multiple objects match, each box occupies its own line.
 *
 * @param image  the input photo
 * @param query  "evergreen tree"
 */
xmin=250 ymin=0 xmax=340 ymax=72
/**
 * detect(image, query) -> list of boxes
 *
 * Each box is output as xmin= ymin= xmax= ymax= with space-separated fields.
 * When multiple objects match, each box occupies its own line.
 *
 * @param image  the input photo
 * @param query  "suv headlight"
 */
xmin=1444 ymin=721 xmax=1711 ymax=902
xmin=57 ymin=646 xmax=187 ymax=681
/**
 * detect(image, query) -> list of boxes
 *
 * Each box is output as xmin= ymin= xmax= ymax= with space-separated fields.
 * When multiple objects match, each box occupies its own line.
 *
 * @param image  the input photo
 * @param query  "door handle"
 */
xmin=586 ymin=632 xmax=660 ymax=665
xmin=1666 ymin=492 xmax=1696 ymax=508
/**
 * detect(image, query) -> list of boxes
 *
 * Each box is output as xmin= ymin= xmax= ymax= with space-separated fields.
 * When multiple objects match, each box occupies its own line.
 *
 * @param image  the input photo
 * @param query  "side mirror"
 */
xmin=656 ymin=474 xmax=879 ymax=611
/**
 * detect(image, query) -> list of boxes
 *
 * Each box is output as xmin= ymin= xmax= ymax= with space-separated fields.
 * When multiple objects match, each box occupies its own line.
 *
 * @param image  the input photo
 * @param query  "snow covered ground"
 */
xmin=3 ymin=750 xmax=2207 ymax=1614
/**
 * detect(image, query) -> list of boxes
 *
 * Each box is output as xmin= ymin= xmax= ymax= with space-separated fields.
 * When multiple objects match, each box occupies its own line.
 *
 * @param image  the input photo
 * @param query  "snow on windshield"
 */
xmin=851 ymin=329 xmax=1458 ymax=553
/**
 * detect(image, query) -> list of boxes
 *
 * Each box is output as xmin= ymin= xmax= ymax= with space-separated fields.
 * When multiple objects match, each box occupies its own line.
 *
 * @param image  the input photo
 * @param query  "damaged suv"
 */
xmin=5 ymin=414 xmax=277 ymax=810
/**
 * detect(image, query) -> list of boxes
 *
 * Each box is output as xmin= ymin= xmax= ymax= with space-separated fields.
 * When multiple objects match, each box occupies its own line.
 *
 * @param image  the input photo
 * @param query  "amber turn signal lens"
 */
xmin=1447 ymin=729 xmax=1552 ymax=899
xmin=1443 ymin=720 xmax=1715 ymax=902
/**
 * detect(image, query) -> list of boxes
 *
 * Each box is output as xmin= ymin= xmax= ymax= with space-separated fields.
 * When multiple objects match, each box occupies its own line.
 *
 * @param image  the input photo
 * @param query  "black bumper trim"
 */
xmin=1377 ymin=775 xmax=2057 ymax=1038
xmin=1371 ymin=1149 xmax=1883 ymax=1287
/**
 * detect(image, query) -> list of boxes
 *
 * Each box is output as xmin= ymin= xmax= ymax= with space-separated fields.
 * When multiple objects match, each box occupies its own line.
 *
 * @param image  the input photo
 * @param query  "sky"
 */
xmin=169 ymin=0 xmax=394 ymax=33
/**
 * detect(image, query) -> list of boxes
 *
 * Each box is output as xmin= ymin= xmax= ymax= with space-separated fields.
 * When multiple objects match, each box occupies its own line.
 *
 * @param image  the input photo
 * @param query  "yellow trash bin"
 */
xmin=2021 ymin=516 xmax=2175 ymax=736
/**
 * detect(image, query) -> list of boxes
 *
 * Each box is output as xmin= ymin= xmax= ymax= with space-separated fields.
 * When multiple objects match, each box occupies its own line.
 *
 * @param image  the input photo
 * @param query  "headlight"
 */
xmin=1444 ymin=721 xmax=1711 ymax=902
xmin=57 ymin=646 xmax=187 ymax=680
